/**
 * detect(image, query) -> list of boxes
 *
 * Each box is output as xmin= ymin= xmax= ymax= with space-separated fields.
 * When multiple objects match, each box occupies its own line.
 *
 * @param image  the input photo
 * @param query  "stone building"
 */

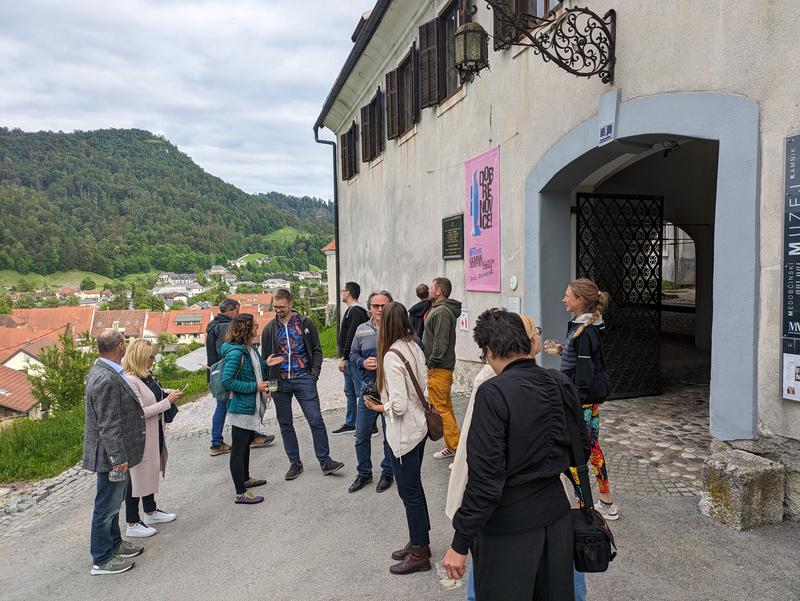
xmin=315 ymin=0 xmax=800 ymax=523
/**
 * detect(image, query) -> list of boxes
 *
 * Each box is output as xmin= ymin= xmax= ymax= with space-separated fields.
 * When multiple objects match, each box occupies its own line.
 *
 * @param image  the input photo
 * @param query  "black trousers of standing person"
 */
xmin=472 ymin=510 xmax=574 ymax=601
xmin=125 ymin=477 xmax=156 ymax=524
xmin=388 ymin=437 xmax=430 ymax=545
xmin=230 ymin=426 xmax=256 ymax=494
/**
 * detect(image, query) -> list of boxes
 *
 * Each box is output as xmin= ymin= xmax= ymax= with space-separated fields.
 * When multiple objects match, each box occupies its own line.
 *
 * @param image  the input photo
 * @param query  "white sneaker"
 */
xmin=143 ymin=509 xmax=176 ymax=525
xmin=433 ymin=448 xmax=455 ymax=460
xmin=126 ymin=521 xmax=157 ymax=538
xmin=594 ymin=500 xmax=620 ymax=521
xmin=447 ymin=462 xmax=453 ymax=471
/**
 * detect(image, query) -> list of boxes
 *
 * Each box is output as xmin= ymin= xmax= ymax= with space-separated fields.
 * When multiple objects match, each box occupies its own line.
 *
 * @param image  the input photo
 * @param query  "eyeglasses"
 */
xmin=148 ymin=355 xmax=157 ymax=360
xmin=273 ymin=305 xmax=288 ymax=311
xmin=371 ymin=304 xmax=386 ymax=309
xmin=479 ymin=351 xmax=487 ymax=364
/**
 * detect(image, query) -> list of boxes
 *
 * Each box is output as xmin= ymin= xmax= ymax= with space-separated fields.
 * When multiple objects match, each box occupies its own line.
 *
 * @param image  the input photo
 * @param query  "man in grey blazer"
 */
xmin=83 ymin=330 xmax=146 ymax=575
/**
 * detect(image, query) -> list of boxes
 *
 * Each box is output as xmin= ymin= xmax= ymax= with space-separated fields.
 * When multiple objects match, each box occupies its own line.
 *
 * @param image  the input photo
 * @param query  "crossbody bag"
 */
xmin=386 ymin=347 xmax=444 ymax=441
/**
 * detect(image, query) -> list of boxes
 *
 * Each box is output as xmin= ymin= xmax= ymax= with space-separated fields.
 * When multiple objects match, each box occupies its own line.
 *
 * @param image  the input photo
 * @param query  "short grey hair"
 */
xmin=97 ymin=330 xmax=124 ymax=354
xmin=368 ymin=290 xmax=393 ymax=308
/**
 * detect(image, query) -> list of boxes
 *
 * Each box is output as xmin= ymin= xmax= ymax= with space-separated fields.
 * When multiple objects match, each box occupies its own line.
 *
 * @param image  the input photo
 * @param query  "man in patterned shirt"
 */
xmin=261 ymin=288 xmax=344 ymax=480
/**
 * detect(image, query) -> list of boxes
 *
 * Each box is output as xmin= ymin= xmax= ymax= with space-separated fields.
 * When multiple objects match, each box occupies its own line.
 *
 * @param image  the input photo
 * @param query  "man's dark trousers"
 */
xmin=355 ymin=391 xmax=393 ymax=478
xmin=90 ymin=473 xmax=127 ymax=565
xmin=272 ymin=373 xmax=332 ymax=467
xmin=343 ymin=360 xmax=359 ymax=428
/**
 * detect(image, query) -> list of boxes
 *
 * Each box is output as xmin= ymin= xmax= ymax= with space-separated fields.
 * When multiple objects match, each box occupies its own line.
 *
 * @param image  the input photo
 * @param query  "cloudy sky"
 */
xmin=0 ymin=0 xmax=371 ymax=200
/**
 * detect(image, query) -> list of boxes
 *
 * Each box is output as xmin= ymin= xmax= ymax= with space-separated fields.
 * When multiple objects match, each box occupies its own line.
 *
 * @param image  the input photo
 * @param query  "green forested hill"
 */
xmin=0 ymin=127 xmax=333 ymax=277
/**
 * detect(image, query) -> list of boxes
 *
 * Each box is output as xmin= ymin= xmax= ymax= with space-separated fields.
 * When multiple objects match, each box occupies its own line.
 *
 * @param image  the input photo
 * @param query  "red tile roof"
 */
xmin=164 ymin=310 xmax=215 ymax=336
xmin=321 ymin=240 xmax=336 ymax=252
xmin=229 ymin=293 xmax=273 ymax=307
xmin=91 ymin=310 xmax=147 ymax=338
xmin=0 ymin=329 xmax=61 ymax=364
xmin=0 ymin=365 xmax=38 ymax=413
xmin=11 ymin=307 xmax=95 ymax=337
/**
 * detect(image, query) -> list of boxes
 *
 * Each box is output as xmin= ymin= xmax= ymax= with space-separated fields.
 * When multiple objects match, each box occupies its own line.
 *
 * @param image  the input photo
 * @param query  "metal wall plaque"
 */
xmin=442 ymin=214 xmax=464 ymax=260
xmin=783 ymin=135 xmax=800 ymax=401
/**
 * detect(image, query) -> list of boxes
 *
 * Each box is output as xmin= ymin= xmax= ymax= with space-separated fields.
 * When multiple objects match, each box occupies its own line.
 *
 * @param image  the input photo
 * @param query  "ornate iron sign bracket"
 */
xmin=484 ymin=2 xmax=616 ymax=84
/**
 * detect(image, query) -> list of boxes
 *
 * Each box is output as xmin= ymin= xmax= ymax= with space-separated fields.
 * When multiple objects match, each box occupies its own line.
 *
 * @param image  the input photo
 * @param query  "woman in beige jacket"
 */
xmin=122 ymin=338 xmax=183 ymax=538
xmin=364 ymin=302 xmax=431 ymax=576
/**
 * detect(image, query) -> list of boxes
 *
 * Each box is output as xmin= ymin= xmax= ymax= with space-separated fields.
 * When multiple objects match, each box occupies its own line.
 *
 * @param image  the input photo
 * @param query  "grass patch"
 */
xmin=662 ymin=279 xmax=681 ymax=291
xmin=264 ymin=226 xmax=311 ymax=243
xmin=158 ymin=370 xmax=210 ymax=405
xmin=0 ymin=404 xmax=85 ymax=483
xmin=319 ymin=325 xmax=337 ymax=359
xmin=240 ymin=253 xmax=269 ymax=264
xmin=0 ymin=269 xmax=160 ymax=289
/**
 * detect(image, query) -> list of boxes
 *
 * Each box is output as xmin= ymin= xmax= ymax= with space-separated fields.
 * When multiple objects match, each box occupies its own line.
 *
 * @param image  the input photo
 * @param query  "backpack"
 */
xmin=208 ymin=351 xmax=244 ymax=401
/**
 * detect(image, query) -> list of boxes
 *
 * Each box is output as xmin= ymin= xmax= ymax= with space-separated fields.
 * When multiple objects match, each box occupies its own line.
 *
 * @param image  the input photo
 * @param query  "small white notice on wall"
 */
xmin=457 ymin=310 xmax=470 ymax=332
xmin=782 ymin=354 xmax=800 ymax=402
xmin=506 ymin=297 xmax=521 ymax=314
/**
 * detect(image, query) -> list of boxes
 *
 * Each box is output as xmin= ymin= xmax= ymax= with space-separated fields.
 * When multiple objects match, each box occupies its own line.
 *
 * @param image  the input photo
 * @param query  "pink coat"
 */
xmin=126 ymin=376 xmax=171 ymax=498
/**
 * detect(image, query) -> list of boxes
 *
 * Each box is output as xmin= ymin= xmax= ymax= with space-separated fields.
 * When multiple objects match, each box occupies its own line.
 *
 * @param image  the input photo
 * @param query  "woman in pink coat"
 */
xmin=122 ymin=338 xmax=183 ymax=538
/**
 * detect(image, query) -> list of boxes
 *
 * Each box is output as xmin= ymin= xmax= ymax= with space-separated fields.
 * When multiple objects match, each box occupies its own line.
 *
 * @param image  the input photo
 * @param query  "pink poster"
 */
xmin=465 ymin=146 xmax=500 ymax=292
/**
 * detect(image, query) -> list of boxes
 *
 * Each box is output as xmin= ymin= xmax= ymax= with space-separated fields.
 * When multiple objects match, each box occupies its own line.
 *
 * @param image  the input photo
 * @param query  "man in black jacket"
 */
xmin=331 ymin=281 xmax=368 ymax=435
xmin=206 ymin=297 xmax=273 ymax=455
xmin=261 ymin=288 xmax=344 ymax=481
xmin=407 ymin=283 xmax=432 ymax=343
xmin=443 ymin=308 xmax=575 ymax=601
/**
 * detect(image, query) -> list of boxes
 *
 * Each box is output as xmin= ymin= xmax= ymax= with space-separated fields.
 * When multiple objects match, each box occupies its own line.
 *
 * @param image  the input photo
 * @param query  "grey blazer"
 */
xmin=82 ymin=360 xmax=146 ymax=473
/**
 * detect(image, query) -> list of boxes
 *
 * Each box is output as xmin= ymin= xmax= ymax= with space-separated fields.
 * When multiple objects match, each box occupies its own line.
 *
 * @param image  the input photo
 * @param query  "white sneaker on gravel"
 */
xmin=126 ymin=521 xmax=157 ymax=538
xmin=433 ymin=448 xmax=455 ymax=460
xmin=594 ymin=500 xmax=620 ymax=521
xmin=143 ymin=509 xmax=176 ymax=525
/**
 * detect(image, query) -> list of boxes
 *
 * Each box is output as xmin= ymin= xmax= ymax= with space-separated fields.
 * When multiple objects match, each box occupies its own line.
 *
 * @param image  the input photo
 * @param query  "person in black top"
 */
xmin=443 ymin=308 xmax=575 ymax=601
xmin=332 ymin=282 xmax=369 ymax=435
xmin=407 ymin=283 xmax=432 ymax=344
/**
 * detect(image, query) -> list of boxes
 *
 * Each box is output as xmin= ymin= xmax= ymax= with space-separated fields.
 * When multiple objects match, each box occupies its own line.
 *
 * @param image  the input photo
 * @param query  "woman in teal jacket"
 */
xmin=221 ymin=314 xmax=280 ymax=504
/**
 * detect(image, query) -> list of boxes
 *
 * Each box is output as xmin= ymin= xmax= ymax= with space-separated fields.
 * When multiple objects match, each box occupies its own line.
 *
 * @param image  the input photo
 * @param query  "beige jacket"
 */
xmin=126 ymin=376 xmax=171 ymax=498
xmin=381 ymin=339 xmax=428 ymax=458
xmin=445 ymin=364 xmax=495 ymax=520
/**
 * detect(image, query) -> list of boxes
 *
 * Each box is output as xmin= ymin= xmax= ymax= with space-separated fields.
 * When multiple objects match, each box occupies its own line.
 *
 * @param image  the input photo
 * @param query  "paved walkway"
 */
xmin=2 ymin=367 xmax=799 ymax=600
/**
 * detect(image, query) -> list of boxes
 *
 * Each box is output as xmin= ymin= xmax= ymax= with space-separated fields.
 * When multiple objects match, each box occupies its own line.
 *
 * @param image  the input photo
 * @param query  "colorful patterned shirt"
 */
xmin=276 ymin=313 xmax=309 ymax=379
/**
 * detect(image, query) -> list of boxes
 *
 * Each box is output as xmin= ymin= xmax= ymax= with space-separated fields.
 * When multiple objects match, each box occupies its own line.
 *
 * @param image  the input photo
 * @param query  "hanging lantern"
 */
xmin=453 ymin=21 xmax=489 ymax=83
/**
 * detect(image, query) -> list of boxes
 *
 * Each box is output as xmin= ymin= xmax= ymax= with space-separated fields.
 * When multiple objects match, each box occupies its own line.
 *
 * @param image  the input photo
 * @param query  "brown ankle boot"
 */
xmin=389 ymin=545 xmax=432 ymax=575
xmin=391 ymin=541 xmax=432 ymax=561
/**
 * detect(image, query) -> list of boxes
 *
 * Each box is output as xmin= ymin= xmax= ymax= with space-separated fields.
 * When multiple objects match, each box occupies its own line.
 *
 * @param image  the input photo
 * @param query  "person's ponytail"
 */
xmin=569 ymin=279 xmax=608 ymax=338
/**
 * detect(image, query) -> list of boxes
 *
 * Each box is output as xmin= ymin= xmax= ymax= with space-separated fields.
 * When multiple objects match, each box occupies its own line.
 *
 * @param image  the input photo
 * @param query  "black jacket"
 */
xmin=338 ymin=304 xmax=368 ymax=359
xmin=260 ymin=312 xmax=324 ymax=380
xmin=408 ymin=300 xmax=432 ymax=343
xmin=206 ymin=313 xmax=233 ymax=367
xmin=560 ymin=320 xmax=606 ymax=404
xmin=451 ymin=359 xmax=577 ymax=555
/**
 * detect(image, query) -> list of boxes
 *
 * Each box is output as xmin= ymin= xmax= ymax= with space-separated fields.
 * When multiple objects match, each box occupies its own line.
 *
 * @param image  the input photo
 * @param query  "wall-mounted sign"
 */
xmin=783 ymin=134 xmax=800 ymax=402
xmin=457 ymin=310 xmax=470 ymax=332
xmin=465 ymin=146 xmax=501 ymax=292
xmin=442 ymin=214 xmax=464 ymax=260
xmin=598 ymin=88 xmax=620 ymax=147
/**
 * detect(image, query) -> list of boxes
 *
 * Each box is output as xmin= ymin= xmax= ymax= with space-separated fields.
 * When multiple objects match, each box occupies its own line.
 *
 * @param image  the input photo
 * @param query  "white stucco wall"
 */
xmin=323 ymin=0 xmax=800 ymax=442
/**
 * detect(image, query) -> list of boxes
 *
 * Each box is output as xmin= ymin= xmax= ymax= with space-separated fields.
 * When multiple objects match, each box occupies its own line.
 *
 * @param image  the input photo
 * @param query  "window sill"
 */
xmin=511 ymin=43 xmax=529 ymax=59
xmin=346 ymin=174 xmax=359 ymax=185
xmin=369 ymin=154 xmax=384 ymax=169
xmin=398 ymin=126 xmax=417 ymax=146
xmin=436 ymin=86 xmax=466 ymax=118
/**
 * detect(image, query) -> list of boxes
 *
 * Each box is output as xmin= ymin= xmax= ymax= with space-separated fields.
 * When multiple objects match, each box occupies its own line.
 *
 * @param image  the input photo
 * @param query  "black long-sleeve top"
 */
xmin=451 ymin=359 xmax=573 ymax=555
xmin=560 ymin=320 xmax=605 ymax=404
xmin=337 ymin=304 xmax=368 ymax=358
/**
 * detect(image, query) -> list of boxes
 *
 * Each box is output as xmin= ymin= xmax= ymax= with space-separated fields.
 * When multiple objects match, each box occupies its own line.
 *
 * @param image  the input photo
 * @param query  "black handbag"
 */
xmin=551 ymin=371 xmax=617 ymax=573
xmin=163 ymin=402 xmax=179 ymax=424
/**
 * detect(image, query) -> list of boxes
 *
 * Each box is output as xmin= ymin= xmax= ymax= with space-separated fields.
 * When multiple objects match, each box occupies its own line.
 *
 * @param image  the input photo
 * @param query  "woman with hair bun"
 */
xmin=560 ymin=278 xmax=618 ymax=521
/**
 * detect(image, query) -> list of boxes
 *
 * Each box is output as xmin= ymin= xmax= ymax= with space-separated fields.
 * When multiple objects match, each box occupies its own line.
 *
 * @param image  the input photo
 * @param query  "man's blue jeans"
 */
xmin=272 ymin=373 xmax=332 ymax=466
xmin=90 ymin=472 xmax=127 ymax=565
xmin=354 ymin=390 xmax=393 ymax=478
xmin=211 ymin=397 xmax=227 ymax=447
xmin=343 ymin=361 xmax=359 ymax=428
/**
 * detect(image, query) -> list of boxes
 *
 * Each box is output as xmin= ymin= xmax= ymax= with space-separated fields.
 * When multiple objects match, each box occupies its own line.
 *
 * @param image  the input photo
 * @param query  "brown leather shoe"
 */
xmin=389 ymin=545 xmax=432 ymax=575
xmin=391 ymin=541 xmax=432 ymax=561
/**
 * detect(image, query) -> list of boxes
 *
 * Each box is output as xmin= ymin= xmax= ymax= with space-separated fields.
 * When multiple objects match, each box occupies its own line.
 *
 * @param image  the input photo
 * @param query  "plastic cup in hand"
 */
xmin=268 ymin=379 xmax=279 ymax=393
xmin=435 ymin=562 xmax=463 ymax=591
xmin=543 ymin=339 xmax=562 ymax=356
xmin=108 ymin=469 xmax=127 ymax=483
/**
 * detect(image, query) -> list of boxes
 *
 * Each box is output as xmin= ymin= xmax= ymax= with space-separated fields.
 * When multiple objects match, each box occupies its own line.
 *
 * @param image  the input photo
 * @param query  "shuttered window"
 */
xmin=495 ymin=0 xmax=560 ymax=50
xmin=398 ymin=45 xmax=418 ymax=136
xmin=385 ymin=70 xmax=399 ymax=139
xmin=360 ymin=88 xmax=384 ymax=162
xmin=340 ymin=121 xmax=358 ymax=181
xmin=439 ymin=1 xmax=462 ymax=100
xmin=418 ymin=19 xmax=439 ymax=108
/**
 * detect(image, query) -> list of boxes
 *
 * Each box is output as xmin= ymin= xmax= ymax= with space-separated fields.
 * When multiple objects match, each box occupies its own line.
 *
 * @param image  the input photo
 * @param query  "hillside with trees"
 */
xmin=0 ymin=128 xmax=333 ymax=277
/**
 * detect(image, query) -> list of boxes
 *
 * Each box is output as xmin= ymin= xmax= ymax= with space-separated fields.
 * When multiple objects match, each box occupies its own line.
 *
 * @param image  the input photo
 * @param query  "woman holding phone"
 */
xmin=123 ymin=338 xmax=183 ymax=537
xmin=364 ymin=302 xmax=432 ymax=575
xmin=221 ymin=314 xmax=282 ymax=504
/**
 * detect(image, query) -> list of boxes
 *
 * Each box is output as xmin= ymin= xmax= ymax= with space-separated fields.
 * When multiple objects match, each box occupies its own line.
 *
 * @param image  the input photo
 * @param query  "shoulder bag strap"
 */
xmin=386 ymin=347 xmax=429 ymax=410
xmin=549 ymin=370 xmax=595 ymax=509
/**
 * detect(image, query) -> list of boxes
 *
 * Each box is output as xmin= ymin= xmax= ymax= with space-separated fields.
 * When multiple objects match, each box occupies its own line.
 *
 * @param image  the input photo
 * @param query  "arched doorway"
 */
xmin=524 ymin=92 xmax=759 ymax=442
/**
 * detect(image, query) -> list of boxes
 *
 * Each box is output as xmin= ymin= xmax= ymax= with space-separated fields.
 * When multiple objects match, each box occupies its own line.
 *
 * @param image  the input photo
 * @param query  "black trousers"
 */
xmin=230 ymin=426 xmax=256 ymax=494
xmin=124 ymin=477 xmax=156 ymax=524
xmin=388 ymin=436 xmax=430 ymax=546
xmin=473 ymin=511 xmax=574 ymax=601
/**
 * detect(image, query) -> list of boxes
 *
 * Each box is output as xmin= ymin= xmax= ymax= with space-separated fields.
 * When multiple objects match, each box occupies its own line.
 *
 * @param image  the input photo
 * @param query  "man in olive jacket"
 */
xmin=260 ymin=288 xmax=343 ymax=481
xmin=83 ymin=330 xmax=146 ymax=575
xmin=422 ymin=277 xmax=462 ymax=458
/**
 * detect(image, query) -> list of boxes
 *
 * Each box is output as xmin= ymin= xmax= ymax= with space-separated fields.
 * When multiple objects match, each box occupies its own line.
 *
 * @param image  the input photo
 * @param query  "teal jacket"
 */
xmin=220 ymin=342 xmax=267 ymax=415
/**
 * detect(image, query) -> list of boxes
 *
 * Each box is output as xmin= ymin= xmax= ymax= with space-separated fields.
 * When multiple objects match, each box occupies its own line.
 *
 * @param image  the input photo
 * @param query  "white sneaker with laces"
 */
xmin=143 ymin=509 xmax=177 ymax=525
xmin=126 ymin=521 xmax=157 ymax=538
xmin=433 ymin=448 xmax=455 ymax=460
xmin=594 ymin=500 xmax=620 ymax=521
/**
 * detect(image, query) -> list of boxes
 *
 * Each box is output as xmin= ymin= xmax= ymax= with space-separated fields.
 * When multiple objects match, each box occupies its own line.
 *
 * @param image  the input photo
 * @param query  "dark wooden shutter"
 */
xmin=373 ymin=89 xmax=384 ymax=156
xmin=493 ymin=0 xmax=517 ymax=50
xmin=386 ymin=70 xmax=399 ymax=139
xmin=418 ymin=19 xmax=439 ymax=108
xmin=360 ymin=105 xmax=371 ymax=162
xmin=350 ymin=122 xmax=359 ymax=176
xmin=411 ymin=42 xmax=420 ymax=124
xmin=340 ymin=131 xmax=350 ymax=180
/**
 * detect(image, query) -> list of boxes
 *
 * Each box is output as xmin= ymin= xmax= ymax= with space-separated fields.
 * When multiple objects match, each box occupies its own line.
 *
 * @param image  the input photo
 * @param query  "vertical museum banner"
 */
xmin=465 ymin=146 xmax=501 ymax=292
xmin=783 ymin=134 xmax=800 ymax=402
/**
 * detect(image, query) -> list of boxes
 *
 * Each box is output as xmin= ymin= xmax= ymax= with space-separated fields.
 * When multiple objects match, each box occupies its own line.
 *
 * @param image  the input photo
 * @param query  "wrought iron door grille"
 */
xmin=576 ymin=193 xmax=663 ymax=398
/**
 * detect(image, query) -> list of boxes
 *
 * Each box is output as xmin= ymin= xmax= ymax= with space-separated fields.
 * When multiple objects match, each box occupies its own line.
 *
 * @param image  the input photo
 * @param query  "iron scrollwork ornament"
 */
xmin=487 ymin=2 xmax=616 ymax=84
